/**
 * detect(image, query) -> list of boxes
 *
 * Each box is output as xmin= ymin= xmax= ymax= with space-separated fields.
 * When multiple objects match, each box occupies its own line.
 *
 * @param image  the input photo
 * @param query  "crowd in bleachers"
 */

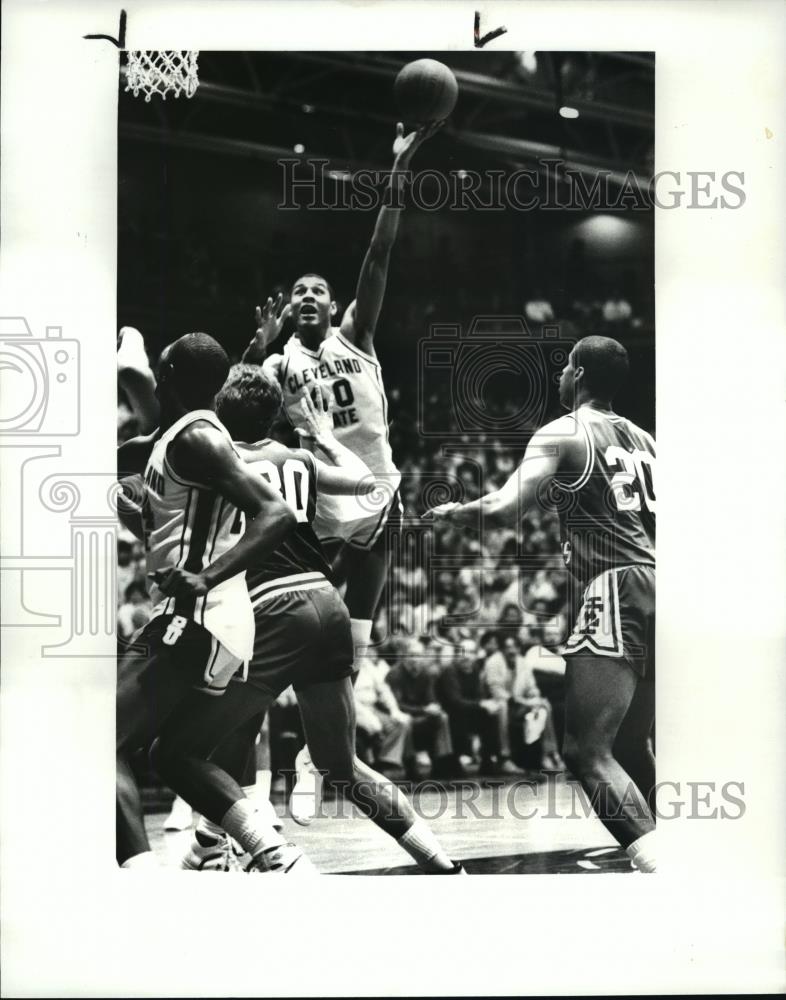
xmin=117 ymin=356 xmax=573 ymax=785
xmin=117 ymin=280 xmax=653 ymax=788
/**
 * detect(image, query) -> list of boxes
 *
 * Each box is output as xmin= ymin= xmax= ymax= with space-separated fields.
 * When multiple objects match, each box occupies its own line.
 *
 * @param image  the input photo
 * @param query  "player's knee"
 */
xmin=397 ymin=713 xmax=412 ymax=731
xmin=321 ymin=760 xmax=355 ymax=791
xmin=149 ymin=735 xmax=178 ymax=777
xmin=562 ymin=734 xmax=611 ymax=780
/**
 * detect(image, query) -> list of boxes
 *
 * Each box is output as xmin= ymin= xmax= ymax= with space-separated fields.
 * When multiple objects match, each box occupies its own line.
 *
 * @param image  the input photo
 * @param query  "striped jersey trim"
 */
xmin=334 ymin=330 xmax=380 ymax=367
xmin=248 ymin=571 xmax=328 ymax=607
xmin=558 ymin=412 xmax=595 ymax=492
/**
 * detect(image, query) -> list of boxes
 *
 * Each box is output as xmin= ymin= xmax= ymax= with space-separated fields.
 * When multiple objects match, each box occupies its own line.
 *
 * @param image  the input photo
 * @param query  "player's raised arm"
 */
xmin=295 ymin=388 xmax=375 ymax=496
xmin=426 ymin=416 xmax=586 ymax=528
xmin=342 ymin=120 xmax=443 ymax=353
xmin=241 ymin=294 xmax=291 ymax=374
xmin=117 ymin=326 xmax=160 ymax=433
xmin=152 ymin=421 xmax=296 ymax=598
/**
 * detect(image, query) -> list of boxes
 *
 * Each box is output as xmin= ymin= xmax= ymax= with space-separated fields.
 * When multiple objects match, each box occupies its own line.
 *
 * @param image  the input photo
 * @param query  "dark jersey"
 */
xmin=555 ymin=405 xmax=656 ymax=585
xmin=234 ymin=440 xmax=334 ymax=608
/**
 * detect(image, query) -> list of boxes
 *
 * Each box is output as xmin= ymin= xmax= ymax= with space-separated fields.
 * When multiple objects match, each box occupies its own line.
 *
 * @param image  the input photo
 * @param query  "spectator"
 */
xmin=478 ymin=629 xmax=500 ymax=662
xmin=268 ymin=686 xmax=304 ymax=792
xmin=520 ymin=622 xmax=569 ymax=754
xmin=116 ymin=579 xmax=152 ymax=643
xmin=520 ymin=623 xmax=568 ymax=678
xmin=495 ymin=602 xmax=531 ymax=648
xmin=117 ymin=538 xmax=137 ymax=605
xmin=479 ymin=637 xmax=526 ymax=774
xmin=437 ymin=639 xmax=502 ymax=774
xmin=524 ymin=289 xmax=555 ymax=325
xmin=602 ymin=289 xmax=633 ymax=324
xmin=485 ymin=636 xmax=563 ymax=772
xmin=353 ymin=651 xmax=412 ymax=778
xmin=386 ymin=638 xmax=454 ymax=778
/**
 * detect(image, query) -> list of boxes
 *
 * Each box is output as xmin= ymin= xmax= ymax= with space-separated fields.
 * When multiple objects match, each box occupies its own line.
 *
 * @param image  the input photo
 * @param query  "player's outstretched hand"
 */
xmin=117 ymin=326 xmax=160 ymax=432
xmin=392 ymin=119 xmax=445 ymax=166
xmin=254 ymin=294 xmax=292 ymax=350
xmin=295 ymin=385 xmax=335 ymax=448
xmin=149 ymin=566 xmax=210 ymax=598
xmin=423 ymin=501 xmax=463 ymax=520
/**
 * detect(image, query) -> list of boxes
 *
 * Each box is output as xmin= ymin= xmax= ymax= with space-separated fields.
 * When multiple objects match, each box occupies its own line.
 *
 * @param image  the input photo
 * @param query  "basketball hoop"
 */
xmin=125 ymin=50 xmax=200 ymax=101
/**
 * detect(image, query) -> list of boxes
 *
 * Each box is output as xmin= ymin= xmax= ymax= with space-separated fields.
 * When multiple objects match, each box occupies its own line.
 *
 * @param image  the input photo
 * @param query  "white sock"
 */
xmin=121 ymin=851 xmax=159 ymax=869
xmin=398 ymin=819 xmax=453 ymax=873
xmin=221 ymin=798 xmax=285 ymax=859
xmin=626 ymin=830 xmax=657 ymax=872
xmin=350 ymin=618 xmax=373 ymax=664
xmin=295 ymin=745 xmax=314 ymax=772
xmin=243 ymin=787 xmax=283 ymax=831
xmin=255 ymin=768 xmax=272 ymax=801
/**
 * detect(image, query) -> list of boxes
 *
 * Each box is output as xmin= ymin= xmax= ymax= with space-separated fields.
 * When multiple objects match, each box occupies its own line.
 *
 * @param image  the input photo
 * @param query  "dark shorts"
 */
xmin=243 ymin=585 xmax=354 ymax=697
xmin=564 ymin=565 xmax=655 ymax=677
xmin=128 ymin=613 xmax=243 ymax=697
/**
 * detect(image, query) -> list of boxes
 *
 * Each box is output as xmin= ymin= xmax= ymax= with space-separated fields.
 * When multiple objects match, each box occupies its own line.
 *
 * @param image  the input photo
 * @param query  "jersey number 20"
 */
xmin=604 ymin=446 xmax=656 ymax=513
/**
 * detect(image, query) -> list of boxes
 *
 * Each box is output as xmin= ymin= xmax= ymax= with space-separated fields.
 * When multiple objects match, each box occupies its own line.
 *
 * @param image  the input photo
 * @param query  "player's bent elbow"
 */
xmin=356 ymin=475 xmax=377 ymax=496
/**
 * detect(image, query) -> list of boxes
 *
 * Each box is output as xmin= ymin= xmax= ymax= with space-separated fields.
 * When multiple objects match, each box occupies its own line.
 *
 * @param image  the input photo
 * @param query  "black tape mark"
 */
xmin=474 ymin=10 xmax=507 ymax=48
xmin=84 ymin=8 xmax=127 ymax=48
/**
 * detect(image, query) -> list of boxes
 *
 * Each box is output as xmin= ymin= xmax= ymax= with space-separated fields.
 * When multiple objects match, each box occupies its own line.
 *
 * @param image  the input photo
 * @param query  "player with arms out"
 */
xmin=428 ymin=336 xmax=657 ymax=873
xmin=116 ymin=332 xmax=317 ymax=873
xmin=151 ymin=365 xmax=464 ymax=874
xmin=242 ymin=120 xmax=441 ymax=821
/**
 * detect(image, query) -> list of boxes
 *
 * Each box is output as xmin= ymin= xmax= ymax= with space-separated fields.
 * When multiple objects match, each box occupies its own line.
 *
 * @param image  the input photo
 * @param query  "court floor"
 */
xmin=148 ymin=774 xmax=635 ymax=875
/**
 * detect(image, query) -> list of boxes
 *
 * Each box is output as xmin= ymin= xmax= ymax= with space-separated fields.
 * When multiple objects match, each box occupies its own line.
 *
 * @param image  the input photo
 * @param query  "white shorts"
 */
xmin=312 ymin=487 xmax=403 ymax=549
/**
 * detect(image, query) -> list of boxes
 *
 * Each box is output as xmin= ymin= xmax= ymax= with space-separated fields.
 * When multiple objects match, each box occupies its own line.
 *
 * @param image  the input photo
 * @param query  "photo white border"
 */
xmin=1 ymin=1 xmax=784 ymax=995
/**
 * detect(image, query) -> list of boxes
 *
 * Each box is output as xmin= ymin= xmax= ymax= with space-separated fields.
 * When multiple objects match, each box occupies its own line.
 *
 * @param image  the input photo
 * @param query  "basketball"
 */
xmin=394 ymin=59 xmax=458 ymax=123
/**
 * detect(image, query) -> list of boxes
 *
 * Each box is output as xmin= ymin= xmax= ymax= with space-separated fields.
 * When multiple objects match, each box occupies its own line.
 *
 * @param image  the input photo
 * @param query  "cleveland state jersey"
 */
xmin=235 ymin=440 xmax=334 ymax=609
xmin=142 ymin=409 xmax=254 ymax=662
xmin=277 ymin=329 xmax=400 ymax=526
xmin=554 ymin=405 xmax=656 ymax=585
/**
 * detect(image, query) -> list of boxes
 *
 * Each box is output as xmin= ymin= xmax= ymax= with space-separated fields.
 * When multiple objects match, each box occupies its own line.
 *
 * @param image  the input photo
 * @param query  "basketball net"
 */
xmin=125 ymin=51 xmax=200 ymax=101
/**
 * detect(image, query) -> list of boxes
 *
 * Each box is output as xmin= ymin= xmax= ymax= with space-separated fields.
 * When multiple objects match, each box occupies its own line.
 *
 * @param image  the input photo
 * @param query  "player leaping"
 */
xmin=116 ymin=332 xmax=316 ymax=873
xmin=150 ymin=365 xmax=464 ymax=874
xmin=428 ymin=336 xmax=657 ymax=873
xmin=242 ymin=121 xmax=441 ymax=822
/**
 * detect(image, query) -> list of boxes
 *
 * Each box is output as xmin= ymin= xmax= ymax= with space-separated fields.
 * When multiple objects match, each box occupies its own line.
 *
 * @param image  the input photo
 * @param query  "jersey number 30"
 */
xmin=231 ymin=458 xmax=310 ymax=533
xmin=604 ymin=446 xmax=656 ymax=513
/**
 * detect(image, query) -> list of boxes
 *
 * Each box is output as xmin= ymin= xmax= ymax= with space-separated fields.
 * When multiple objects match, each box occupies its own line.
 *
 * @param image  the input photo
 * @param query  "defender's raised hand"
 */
xmin=254 ymin=293 xmax=292 ymax=350
xmin=295 ymin=385 xmax=335 ymax=449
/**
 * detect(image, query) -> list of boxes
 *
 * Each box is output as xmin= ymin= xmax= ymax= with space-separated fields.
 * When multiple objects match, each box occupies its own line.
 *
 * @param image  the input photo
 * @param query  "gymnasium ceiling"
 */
xmin=119 ymin=50 xmax=655 ymax=183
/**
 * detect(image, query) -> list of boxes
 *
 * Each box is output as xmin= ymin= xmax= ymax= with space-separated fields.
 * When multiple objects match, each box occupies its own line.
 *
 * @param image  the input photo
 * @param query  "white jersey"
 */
xmin=278 ymin=329 xmax=400 ymax=528
xmin=142 ymin=409 xmax=254 ymax=662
